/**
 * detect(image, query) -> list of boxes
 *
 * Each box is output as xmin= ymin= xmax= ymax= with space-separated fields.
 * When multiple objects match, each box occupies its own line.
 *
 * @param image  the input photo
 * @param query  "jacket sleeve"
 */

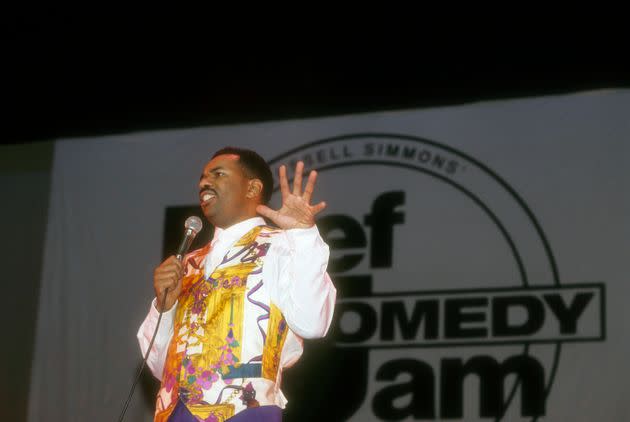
xmin=269 ymin=225 xmax=337 ymax=339
xmin=136 ymin=299 xmax=178 ymax=380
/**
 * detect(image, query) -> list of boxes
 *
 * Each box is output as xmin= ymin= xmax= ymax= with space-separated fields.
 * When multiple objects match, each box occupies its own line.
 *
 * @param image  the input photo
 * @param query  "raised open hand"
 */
xmin=256 ymin=161 xmax=326 ymax=229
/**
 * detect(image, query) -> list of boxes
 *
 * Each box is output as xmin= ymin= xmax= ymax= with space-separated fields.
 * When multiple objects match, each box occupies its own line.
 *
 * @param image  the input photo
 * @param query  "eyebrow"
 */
xmin=199 ymin=166 xmax=227 ymax=180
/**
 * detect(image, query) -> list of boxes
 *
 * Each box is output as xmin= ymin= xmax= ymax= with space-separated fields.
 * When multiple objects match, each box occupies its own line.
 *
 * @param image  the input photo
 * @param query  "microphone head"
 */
xmin=184 ymin=216 xmax=203 ymax=234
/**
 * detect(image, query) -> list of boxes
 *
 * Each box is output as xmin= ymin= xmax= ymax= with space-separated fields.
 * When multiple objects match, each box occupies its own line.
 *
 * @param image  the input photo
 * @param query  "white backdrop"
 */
xmin=28 ymin=90 xmax=630 ymax=421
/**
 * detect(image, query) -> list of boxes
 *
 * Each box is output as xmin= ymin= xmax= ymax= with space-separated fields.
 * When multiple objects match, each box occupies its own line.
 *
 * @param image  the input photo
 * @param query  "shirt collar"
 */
xmin=210 ymin=216 xmax=266 ymax=248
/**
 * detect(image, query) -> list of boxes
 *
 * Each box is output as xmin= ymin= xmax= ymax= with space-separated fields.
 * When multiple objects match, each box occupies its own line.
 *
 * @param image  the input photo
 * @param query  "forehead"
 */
xmin=202 ymin=154 xmax=241 ymax=172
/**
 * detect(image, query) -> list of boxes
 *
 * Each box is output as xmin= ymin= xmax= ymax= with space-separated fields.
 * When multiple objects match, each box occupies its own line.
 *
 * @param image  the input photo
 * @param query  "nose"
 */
xmin=199 ymin=172 xmax=216 ymax=189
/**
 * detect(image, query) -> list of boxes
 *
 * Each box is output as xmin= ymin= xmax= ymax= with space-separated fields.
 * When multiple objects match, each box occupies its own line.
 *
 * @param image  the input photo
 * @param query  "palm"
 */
xmin=256 ymin=161 xmax=326 ymax=229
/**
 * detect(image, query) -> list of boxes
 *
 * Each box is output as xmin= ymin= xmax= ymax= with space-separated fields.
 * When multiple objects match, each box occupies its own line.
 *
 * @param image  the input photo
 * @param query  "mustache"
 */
xmin=199 ymin=186 xmax=217 ymax=195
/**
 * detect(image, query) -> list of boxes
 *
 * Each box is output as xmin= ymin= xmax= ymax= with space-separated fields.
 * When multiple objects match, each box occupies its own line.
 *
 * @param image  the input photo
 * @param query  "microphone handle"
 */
xmin=166 ymin=226 xmax=199 ymax=305
xmin=176 ymin=228 xmax=195 ymax=261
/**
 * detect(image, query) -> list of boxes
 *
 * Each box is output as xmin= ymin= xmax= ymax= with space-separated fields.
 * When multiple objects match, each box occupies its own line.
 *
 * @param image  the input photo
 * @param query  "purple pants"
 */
xmin=168 ymin=399 xmax=282 ymax=422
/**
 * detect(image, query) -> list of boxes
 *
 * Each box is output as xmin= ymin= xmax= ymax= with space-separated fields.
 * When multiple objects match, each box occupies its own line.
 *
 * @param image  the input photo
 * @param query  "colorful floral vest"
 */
xmin=154 ymin=225 xmax=290 ymax=422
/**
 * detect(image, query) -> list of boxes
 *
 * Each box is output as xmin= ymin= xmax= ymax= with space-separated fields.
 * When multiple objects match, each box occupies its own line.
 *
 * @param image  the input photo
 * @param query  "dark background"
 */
xmin=5 ymin=9 xmax=629 ymax=146
xmin=2 ymin=8 xmax=628 ymax=422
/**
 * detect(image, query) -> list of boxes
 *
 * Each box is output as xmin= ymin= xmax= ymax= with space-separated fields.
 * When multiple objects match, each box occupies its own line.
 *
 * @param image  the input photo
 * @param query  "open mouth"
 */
xmin=200 ymin=189 xmax=217 ymax=206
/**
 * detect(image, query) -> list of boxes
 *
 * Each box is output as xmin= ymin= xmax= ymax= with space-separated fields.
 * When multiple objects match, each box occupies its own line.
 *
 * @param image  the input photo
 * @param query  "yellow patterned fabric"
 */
xmin=154 ymin=225 xmax=285 ymax=422
xmin=181 ymin=403 xmax=235 ymax=421
xmin=262 ymin=304 xmax=289 ymax=381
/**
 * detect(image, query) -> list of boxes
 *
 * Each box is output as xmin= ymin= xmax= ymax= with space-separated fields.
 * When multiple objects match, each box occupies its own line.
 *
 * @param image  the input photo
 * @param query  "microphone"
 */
xmin=175 ymin=216 xmax=203 ymax=261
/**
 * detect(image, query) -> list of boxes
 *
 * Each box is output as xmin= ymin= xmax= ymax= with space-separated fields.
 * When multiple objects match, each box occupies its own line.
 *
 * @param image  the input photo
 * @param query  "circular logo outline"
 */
xmin=268 ymin=133 xmax=561 ymax=421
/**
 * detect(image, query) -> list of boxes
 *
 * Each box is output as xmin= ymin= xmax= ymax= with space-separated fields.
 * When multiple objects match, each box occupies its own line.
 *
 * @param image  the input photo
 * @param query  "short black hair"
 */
xmin=212 ymin=147 xmax=274 ymax=204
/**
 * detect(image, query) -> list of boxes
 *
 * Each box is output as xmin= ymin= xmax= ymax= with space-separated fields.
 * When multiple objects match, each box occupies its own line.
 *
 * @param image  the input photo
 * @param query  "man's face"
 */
xmin=198 ymin=154 xmax=253 ymax=228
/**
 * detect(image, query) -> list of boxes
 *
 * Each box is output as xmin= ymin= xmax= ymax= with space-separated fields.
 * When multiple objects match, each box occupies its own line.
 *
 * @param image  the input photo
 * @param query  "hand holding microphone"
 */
xmin=153 ymin=256 xmax=183 ymax=312
xmin=153 ymin=216 xmax=203 ymax=312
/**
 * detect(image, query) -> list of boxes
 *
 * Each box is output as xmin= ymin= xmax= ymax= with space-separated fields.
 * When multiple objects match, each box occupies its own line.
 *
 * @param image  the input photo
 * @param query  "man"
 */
xmin=137 ymin=147 xmax=336 ymax=422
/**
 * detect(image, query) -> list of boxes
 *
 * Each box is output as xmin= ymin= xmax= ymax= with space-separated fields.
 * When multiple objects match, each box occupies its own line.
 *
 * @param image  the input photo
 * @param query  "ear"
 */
xmin=246 ymin=179 xmax=263 ymax=200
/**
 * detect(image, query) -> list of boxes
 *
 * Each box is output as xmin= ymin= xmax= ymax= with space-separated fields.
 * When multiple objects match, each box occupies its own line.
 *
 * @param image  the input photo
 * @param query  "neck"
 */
xmin=211 ymin=211 xmax=259 ymax=230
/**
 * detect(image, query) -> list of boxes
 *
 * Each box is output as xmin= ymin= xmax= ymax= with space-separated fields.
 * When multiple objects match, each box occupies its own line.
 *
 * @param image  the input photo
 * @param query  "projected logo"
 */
xmin=164 ymin=133 xmax=605 ymax=422
xmin=267 ymin=134 xmax=605 ymax=422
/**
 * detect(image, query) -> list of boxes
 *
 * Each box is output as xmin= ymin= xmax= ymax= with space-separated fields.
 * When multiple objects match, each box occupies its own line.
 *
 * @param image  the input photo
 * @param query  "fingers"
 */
xmin=163 ymin=255 xmax=183 ymax=275
xmin=256 ymin=204 xmax=280 ymax=222
xmin=279 ymin=165 xmax=290 ymax=201
xmin=302 ymin=170 xmax=317 ymax=203
xmin=154 ymin=256 xmax=183 ymax=296
xmin=156 ymin=257 xmax=183 ymax=280
xmin=292 ymin=161 xmax=304 ymax=196
xmin=281 ymin=161 xmax=315 ymax=200
xmin=165 ymin=255 xmax=182 ymax=266
xmin=311 ymin=201 xmax=327 ymax=215
xmin=155 ymin=269 xmax=181 ymax=289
